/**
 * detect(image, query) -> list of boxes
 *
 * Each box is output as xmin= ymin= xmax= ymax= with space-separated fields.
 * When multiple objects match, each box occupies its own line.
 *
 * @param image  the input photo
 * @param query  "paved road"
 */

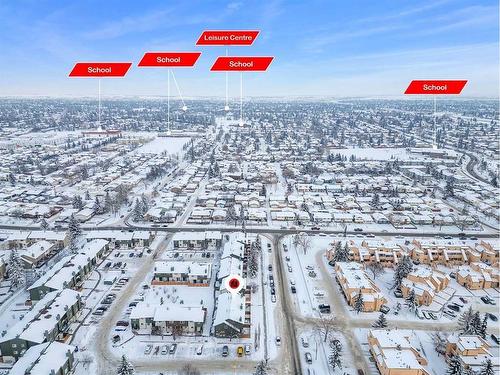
xmin=1 ymin=221 xmax=496 ymax=238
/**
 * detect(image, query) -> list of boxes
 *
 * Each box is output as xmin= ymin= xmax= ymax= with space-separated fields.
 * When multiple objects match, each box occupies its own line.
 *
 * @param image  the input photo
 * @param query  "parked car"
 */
xmin=491 ymin=334 xmax=500 ymax=345
xmin=275 ymin=336 xmax=281 ymax=346
xmin=144 ymin=344 xmax=153 ymax=355
xmin=161 ymin=345 xmax=168 ymax=355
xmin=268 ymin=264 xmax=273 ymax=271
xmin=271 ymin=295 xmax=276 ymax=303
xmin=305 ymin=352 xmax=312 ymax=364
xmin=222 ymin=345 xmax=229 ymax=357
xmin=112 ymin=335 xmax=120 ymax=343
xmin=393 ymin=289 xmax=403 ymax=298
xmin=379 ymin=305 xmax=390 ymax=314
xmin=447 ymin=304 xmax=460 ymax=312
xmin=196 ymin=345 xmax=203 ymax=355
xmin=488 ymin=313 xmax=498 ymax=322
xmin=169 ymin=343 xmax=177 ymax=354
xmin=291 ymin=286 xmax=296 ymax=294
xmin=245 ymin=344 xmax=251 ymax=355
xmin=237 ymin=346 xmax=244 ymax=357
xmin=301 ymin=337 xmax=309 ymax=348
xmin=319 ymin=304 xmax=331 ymax=313
xmin=353 ymin=228 xmax=363 ymax=232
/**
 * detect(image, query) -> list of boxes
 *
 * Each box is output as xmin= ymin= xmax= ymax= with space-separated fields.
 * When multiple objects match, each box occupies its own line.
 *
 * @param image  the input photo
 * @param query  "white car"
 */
xmin=290 ymin=279 xmax=296 ymax=286
xmin=161 ymin=345 xmax=168 ymax=355
xmin=275 ymin=336 xmax=281 ymax=346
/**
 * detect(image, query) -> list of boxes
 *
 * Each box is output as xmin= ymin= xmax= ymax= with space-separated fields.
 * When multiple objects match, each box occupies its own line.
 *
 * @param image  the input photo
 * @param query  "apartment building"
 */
xmin=446 ymin=334 xmax=499 ymax=373
xmin=130 ymin=303 xmax=206 ymax=335
xmin=28 ymin=239 xmax=108 ymax=301
xmin=401 ymin=267 xmax=450 ymax=306
xmin=368 ymin=329 xmax=430 ymax=375
xmin=9 ymin=341 xmax=76 ymax=375
xmin=335 ymin=262 xmax=386 ymax=312
xmin=152 ymin=261 xmax=212 ymax=286
xmin=410 ymin=239 xmax=471 ymax=265
xmin=0 ymin=289 xmax=82 ymax=360
xmin=457 ymin=262 xmax=500 ymax=290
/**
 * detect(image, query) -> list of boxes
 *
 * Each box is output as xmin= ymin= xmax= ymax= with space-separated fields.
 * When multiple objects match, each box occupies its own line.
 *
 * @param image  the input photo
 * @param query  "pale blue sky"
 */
xmin=0 ymin=0 xmax=498 ymax=97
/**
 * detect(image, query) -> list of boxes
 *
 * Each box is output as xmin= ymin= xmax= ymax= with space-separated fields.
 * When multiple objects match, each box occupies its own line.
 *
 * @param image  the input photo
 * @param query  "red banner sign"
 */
xmin=196 ymin=30 xmax=259 ymax=46
xmin=211 ymin=56 xmax=273 ymax=71
xmin=404 ymin=80 xmax=467 ymax=94
xmin=138 ymin=52 xmax=201 ymax=67
xmin=69 ymin=62 xmax=132 ymax=77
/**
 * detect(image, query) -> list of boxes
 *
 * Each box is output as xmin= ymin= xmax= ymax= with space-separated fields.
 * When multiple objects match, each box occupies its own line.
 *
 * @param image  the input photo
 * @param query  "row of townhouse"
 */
xmin=335 ymin=262 xmax=387 ymax=312
xmin=152 ymin=261 xmax=212 ymax=286
xmin=334 ymin=239 xmax=408 ymax=268
xmin=5 ymin=230 xmax=69 ymax=249
xmin=9 ymin=341 xmax=76 ymax=375
xmin=213 ymin=235 xmax=250 ymax=338
xmin=446 ymin=334 xmax=499 ymax=373
xmin=457 ymin=262 xmax=500 ymax=289
xmin=400 ymin=267 xmax=451 ymax=306
xmin=27 ymin=239 xmax=108 ymax=301
xmin=85 ymin=230 xmax=152 ymax=248
xmin=0 ymin=289 xmax=81 ymax=361
xmin=172 ymin=231 xmax=222 ymax=249
xmin=130 ymin=303 xmax=206 ymax=335
xmin=368 ymin=329 xmax=429 ymax=375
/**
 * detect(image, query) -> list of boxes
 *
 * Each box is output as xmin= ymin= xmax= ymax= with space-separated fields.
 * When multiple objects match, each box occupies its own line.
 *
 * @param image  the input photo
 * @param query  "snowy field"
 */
xmin=136 ymin=136 xmax=190 ymax=155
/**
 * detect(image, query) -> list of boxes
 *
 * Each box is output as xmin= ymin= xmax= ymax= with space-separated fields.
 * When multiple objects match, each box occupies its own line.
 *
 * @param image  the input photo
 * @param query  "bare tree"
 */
xmin=313 ymin=315 xmax=337 ymax=342
xmin=295 ymin=233 xmax=311 ymax=255
xmin=366 ymin=262 xmax=385 ymax=280
xmin=178 ymin=364 xmax=201 ymax=375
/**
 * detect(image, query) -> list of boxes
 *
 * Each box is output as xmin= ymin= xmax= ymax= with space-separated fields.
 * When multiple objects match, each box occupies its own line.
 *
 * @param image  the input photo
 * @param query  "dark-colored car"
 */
xmin=319 ymin=304 xmax=331 ymax=313
xmin=488 ymin=313 xmax=498 ymax=322
xmin=222 ymin=345 xmax=229 ymax=357
xmin=291 ymin=286 xmax=296 ymax=294
xmin=491 ymin=334 xmax=500 ymax=345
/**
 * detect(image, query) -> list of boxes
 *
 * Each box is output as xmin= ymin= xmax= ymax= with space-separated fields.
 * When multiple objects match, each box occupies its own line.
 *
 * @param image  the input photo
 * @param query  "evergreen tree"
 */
xmin=405 ymin=289 xmax=418 ymax=312
xmin=372 ymin=313 xmax=388 ymax=328
xmin=104 ymin=191 xmax=113 ymax=213
xmin=447 ymin=355 xmax=463 ymax=375
xmin=471 ymin=311 xmax=482 ymax=336
xmin=328 ymin=338 xmax=343 ymax=370
xmin=353 ymin=290 xmax=364 ymax=313
xmin=392 ymin=255 xmax=413 ymax=290
xmin=333 ymin=241 xmax=349 ymax=263
xmin=8 ymin=249 xmax=25 ymax=290
xmin=85 ymin=190 xmax=91 ymax=200
xmin=68 ymin=214 xmax=81 ymax=254
xmin=141 ymin=194 xmax=149 ymax=214
xmin=72 ymin=195 xmax=83 ymax=210
xmin=226 ymin=204 xmax=237 ymax=226
xmin=479 ymin=314 xmax=488 ymax=339
xmin=40 ymin=218 xmax=49 ymax=230
xmin=132 ymin=198 xmax=143 ymax=221
xmin=458 ymin=306 xmax=475 ymax=335
xmin=117 ymin=355 xmax=134 ymax=375
xmin=92 ymin=196 xmax=101 ymax=215
xmin=479 ymin=358 xmax=494 ymax=375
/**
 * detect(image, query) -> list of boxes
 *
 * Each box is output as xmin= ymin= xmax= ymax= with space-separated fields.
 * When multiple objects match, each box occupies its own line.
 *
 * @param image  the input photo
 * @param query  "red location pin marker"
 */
xmin=225 ymin=274 xmax=244 ymax=294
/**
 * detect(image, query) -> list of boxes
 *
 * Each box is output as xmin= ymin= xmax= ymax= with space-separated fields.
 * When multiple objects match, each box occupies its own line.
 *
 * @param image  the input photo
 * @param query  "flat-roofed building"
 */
xmin=368 ymin=329 xmax=430 ymax=375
